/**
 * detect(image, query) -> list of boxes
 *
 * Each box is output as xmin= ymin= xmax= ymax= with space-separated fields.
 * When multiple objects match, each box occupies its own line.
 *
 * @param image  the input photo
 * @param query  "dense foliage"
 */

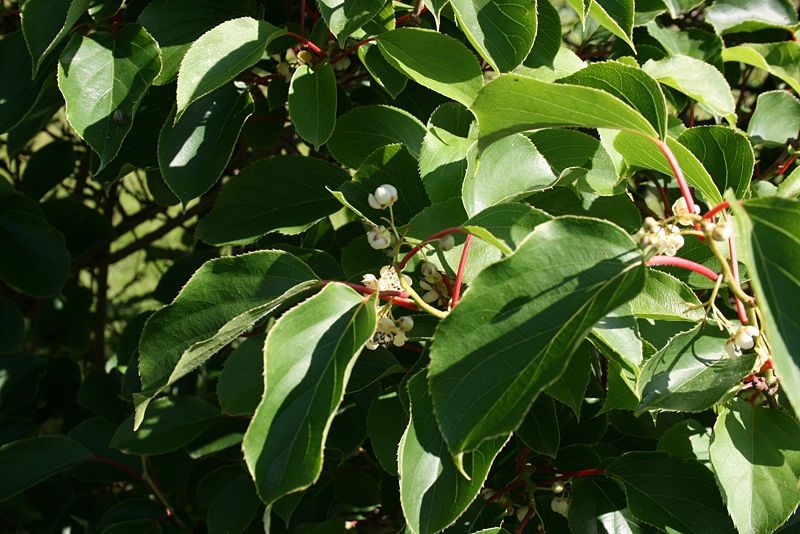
xmin=1 ymin=0 xmax=800 ymax=532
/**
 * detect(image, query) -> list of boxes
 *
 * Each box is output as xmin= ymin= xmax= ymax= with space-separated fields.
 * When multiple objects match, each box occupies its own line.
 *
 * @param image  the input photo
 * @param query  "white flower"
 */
xmin=672 ymin=197 xmax=700 ymax=226
xmin=551 ymin=497 xmax=570 ymax=518
xmin=367 ymin=226 xmax=393 ymax=250
xmin=725 ymin=340 xmax=741 ymax=359
xmin=421 ymin=261 xmax=439 ymax=279
xmin=367 ymin=314 xmax=412 ymax=349
xmin=367 ymin=184 xmax=398 ymax=210
xmin=362 ymin=273 xmax=379 ymax=290
xmin=712 ymin=223 xmax=732 ymax=242
xmin=420 ymin=279 xmax=440 ymax=304
xmin=378 ymin=265 xmax=411 ymax=292
xmin=439 ymin=234 xmax=455 ymax=251
xmin=735 ymin=326 xmax=758 ymax=350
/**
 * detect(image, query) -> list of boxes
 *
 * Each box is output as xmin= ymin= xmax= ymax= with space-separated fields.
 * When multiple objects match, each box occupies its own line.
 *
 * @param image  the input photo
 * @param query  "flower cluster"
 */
xmin=365 ymin=315 xmax=414 ymax=350
xmin=419 ymin=261 xmax=449 ymax=306
xmin=363 ymin=265 xmax=411 ymax=293
xmin=636 ymin=217 xmax=685 ymax=256
xmin=725 ymin=325 xmax=759 ymax=358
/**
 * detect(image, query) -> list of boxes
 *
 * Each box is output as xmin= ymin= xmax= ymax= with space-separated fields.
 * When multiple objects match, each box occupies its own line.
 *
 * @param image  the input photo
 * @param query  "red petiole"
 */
xmin=646 ymin=256 xmax=721 ymax=283
xmin=397 ymin=227 xmax=469 ymax=269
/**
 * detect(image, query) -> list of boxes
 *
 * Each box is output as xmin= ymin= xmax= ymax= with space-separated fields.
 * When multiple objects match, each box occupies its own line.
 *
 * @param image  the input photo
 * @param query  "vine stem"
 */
xmin=646 ymin=256 xmax=721 ymax=283
xmin=515 ymin=507 xmax=536 ymax=534
xmin=321 ymin=280 xmax=418 ymax=310
xmin=397 ymin=227 xmax=468 ymax=268
xmin=703 ymin=200 xmax=731 ymax=220
xmin=653 ymin=138 xmax=697 ymax=216
xmin=300 ymin=0 xmax=307 ymax=37
xmin=331 ymin=37 xmax=376 ymax=63
xmin=536 ymin=468 xmax=606 ymax=486
xmin=285 ymin=32 xmax=324 ymax=56
xmin=451 ymin=234 xmax=473 ymax=307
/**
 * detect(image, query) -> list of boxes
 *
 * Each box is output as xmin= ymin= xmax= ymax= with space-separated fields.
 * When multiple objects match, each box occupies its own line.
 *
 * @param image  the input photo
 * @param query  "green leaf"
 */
xmin=471 ymin=74 xmax=658 ymax=147
xmin=217 ymin=335 xmax=265 ymax=416
xmin=138 ymin=0 xmax=259 ymax=85
xmin=629 ymin=269 xmax=705 ymax=322
xmin=21 ymin=140 xmax=76 ymax=200
xmin=429 ymin=217 xmax=645 ymax=454
xmin=589 ymin=0 xmax=635 ymax=50
xmin=197 ymin=156 xmax=351 ymax=245
xmin=0 ymin=210 xmax=70 ymax=298
xmin=159 ymin=83 xmax=254 ymax=206
xmin=136 ymin=251 xmax=318 ymax=426
xmin=678 ymin=126 xmax=754 ymax=200
xmin=0 ymin=299 xmax=24 ymax=354
xmin=357 ymin=43 xmax=407 ymax=98
xmin=0 ymin=32 xmax=58 ymax=134
xmin=58 ymin=25 xmax=161 ymax=170
xmin=175 ymin=17 xmax=281 ymax=120
xmin=567 ymin=477 xmax=641 ymax=534
xmin=706 ymin=0 xmax=798 ymax=34
xmin=328 ymin=104 xmax=425 ymax=169
xmin=367 ymin=391 xmax=408 ymax=475
xmin=636 ymin=324 xmax=756 ymax=413
xmin=722 ymin=42 xmax=800 ymax=95
xmin=462 ymin=133 xmax=556 ymax=217
xmin=524 ymin=0 xmax=561 ymax=69
xmin=318 ymin=0 xmax=384 ymax=44
xmin=567 ymin=0 xmax=590 ymax=23
xmin=207 ymin=475 xmax=261 ymax=534
xmin=730 ymin=197 xmax=800 ymax=414
xmin=288 ymin=64 xmax=337 ymax=149
xmin=242 ymin=284 xmax=377 ymax=504
xmin=657 ymin=419 xmax=712 ymax=464
xmin=608 ymin=452 xmax=734 ymax=533
xmin=661 ymin=0 xmax=703 ymax=18
xmin=335 ymin=144 xmax=430 ymax=225
xmin=399 ymin=373 xmax=507 ymax=533
xmin=516 ymin=394 xmax=560 ymax=458
xmin=419 ymin=102 xmax=474 ymax=203
xmin=112 ymin=396 xmax=221 ymax=454
xmin=778 ymin=166 xmax=800 ymax=198
xmin=643 ymin=55 xmax=736 ymax=123
xmin=710 ymin=399 xmax=800 ymax=534
xmin=560 ymin=61 xmax=668 ymax=139
xmin=591 ymin=303 xmax=643 ymax=373
xmin=545 ymin=341 xmax=593 ymax=415
xmin=614 ymin=131 xmax=723 ymax=205
xmin=21 ymin=0 xmax=90 ymax=76
xmin=528 ymin=128 xmax=622 ymax=196
xmin=646 ymin=21 xmax=724 ymax=70
xmin=449 ymin=0 xmax=537 ymax=72
xmin=349 ymin=347 xmax=404 ymax=392
xmin=748 ymin=90 xmax=800 ymax=147
xmin=377 ymin=28 xmax=484 ymax=107
xmin=0 ymin=436 xmax=91 ymax=501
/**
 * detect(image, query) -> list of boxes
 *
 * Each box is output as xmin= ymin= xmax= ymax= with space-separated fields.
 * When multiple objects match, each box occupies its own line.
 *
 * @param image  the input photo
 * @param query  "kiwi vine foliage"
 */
xmin=1 ymin=0 xmax=800 ymax=533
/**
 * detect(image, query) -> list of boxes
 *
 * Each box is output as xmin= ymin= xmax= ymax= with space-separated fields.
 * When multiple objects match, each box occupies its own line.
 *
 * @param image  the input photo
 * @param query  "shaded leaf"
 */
xmin=289 ymin=64 xmax=337 ymax=149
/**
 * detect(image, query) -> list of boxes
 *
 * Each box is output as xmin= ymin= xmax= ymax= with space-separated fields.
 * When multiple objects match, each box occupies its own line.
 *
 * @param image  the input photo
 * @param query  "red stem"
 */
xmin=92 ymin=455 xmax=144 ymax=481
xmin=777 ymin=153 xmax=798 ymax=176
xmin=486 ymin=480 xmax=526 ymax=504
xmin=653 ymin=138 xmax=697 ymax=216
xmin=451 ymin=234 xmax=474 ymax=307
xmin=323 ymin=280 xmax=418 ymax=310
xmin=703 ymin=200 xmax=731 ymax=220
xmin=515 ymin=506 xmax=536 ymax=534
xmin=440 ymin=271 xmax=453 ymax=296
xmin=285 ymin=32 xmax=324 ymax=56
xmin=331 ymin=37 xmax=376 ymax=63
xmin=536 ymin=468 xmax=606 ymax=486
xmin=647 ymin=256 xmax=721 ymax=283
xmin=398 ymin=227 xmax=468 ymax=268
xmin=725 ymin=214 xmax=748 ymax=324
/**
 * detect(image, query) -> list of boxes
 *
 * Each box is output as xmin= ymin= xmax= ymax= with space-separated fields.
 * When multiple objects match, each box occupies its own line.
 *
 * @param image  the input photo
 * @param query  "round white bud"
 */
xmin=367 ymin=226 xmax=392 ymax=250
xmin=551 ymin=497 xmax=570 ymax=518
xmin=421 ymin=261 xmax=439 ymax=278
xmin=397 ymin=316 xmax=414 ymax=332
xmin=439 ymin=234 xmax=455 ymax=251
xmin=551 ymin=481 xmax=565 ymax=494
xmin=712 ymin=223 xmax=732 ymax=242
xmin=735 ymin=330 xmax=756 ymax=350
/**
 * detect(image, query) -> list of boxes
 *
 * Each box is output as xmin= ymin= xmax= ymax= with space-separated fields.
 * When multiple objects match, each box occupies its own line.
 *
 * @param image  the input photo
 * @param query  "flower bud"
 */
xmin=735 ymin=330 xmax=756 ymax=350
xmin=725 ymin=340 xmax=741 ymax=359
xmin=743 ymin=325 xmax=759 ymax=338
xmin=397 ymin=316 xmax=414 ymax=332
xmin=367 ymin=226 xmax=392 ymax=250
xmin=368 ymin=184 xmax=398 ymax=210
xmin=712 ymin=223 xmax=732 ymax=242
xmin=421 ymin=261 xmax=438 ymax=278
xmin=551 ymin=481 xmax=565 ymax=494
xmin=333 ymin=56 xmax=351 ymax=71
xmin=439 ymin=234 xmax=455 ymax=251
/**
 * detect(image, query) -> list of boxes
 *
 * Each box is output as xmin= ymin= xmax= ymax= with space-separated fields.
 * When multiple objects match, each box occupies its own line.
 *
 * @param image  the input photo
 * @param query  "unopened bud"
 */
xmin=439 ymin=234 xmax=455 ymax=251
xmin=712 ymin=223 xmax=732 ymax=242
